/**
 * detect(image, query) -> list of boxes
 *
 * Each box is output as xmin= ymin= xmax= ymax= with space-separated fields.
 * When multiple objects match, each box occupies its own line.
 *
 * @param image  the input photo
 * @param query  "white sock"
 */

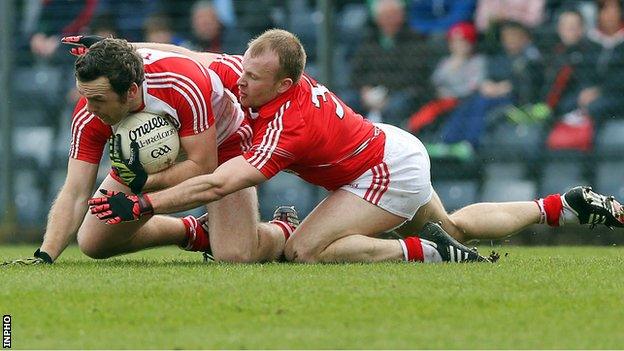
xmin=420 ymin=239 xmax=442 ymax=263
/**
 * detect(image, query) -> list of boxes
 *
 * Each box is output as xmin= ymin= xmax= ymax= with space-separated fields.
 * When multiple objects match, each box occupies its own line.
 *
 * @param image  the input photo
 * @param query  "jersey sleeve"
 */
xmin=144 ymin=56 xmax=216 ymax=138
xmin=69 ymin=98 xmax=112 ymax=164
xmin=208 ymin=54 xmax=243 ymax=97
xmin=242 ymin=101 xmax=307 ymax=179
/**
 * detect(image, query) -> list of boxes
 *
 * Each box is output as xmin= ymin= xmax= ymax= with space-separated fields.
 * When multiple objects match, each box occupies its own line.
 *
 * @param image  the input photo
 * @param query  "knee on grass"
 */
xmin=212 ymin=247 xmax=258 ymax=263
xmin=77 ymin=239 xmax=116 ymax=259
xmin=284 ymin=243 xmax=322 ymax=263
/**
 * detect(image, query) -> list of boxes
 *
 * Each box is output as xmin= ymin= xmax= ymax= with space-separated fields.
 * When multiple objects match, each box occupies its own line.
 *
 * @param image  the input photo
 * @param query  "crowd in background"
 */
xmin=5 ymin=0 xmax=624 ymax=229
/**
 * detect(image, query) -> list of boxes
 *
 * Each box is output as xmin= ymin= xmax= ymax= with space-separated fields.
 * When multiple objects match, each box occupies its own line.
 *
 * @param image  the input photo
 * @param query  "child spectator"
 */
xmin=424 ymin=21 xmax=543 ymax=159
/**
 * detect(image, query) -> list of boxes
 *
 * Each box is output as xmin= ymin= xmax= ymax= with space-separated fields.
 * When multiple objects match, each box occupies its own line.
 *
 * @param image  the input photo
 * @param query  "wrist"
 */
xmin=137 ymin=194 xmax=154 ymax=216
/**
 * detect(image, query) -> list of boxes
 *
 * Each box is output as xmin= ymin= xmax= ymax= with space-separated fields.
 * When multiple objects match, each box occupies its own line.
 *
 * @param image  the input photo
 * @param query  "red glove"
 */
xmin=88 ymin=190 xmax=153 ymax=224
xmin=60 ymin=35 xmax=106 ymax=56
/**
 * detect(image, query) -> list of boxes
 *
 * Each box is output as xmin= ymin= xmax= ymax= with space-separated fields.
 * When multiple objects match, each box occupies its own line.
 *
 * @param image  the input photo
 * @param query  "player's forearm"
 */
xmin=149 ymin=174 xmax=227 ymax=214
xmin=40 ymin=185 xmax=90 ymax=260
xmin=143 ymin=159 xmax=212 ymax=192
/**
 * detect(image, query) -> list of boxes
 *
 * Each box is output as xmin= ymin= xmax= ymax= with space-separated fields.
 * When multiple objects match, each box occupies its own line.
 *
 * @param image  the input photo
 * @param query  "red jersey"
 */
xmin=209 ymin=54 xmax=386 ymax=190
xmin=70 ymin=49 xmax=244 ymax=164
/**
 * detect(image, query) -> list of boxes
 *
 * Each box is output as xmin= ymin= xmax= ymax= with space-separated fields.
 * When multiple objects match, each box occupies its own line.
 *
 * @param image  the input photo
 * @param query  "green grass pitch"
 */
xmin=1 ymin=245 xmax=623 ymax=349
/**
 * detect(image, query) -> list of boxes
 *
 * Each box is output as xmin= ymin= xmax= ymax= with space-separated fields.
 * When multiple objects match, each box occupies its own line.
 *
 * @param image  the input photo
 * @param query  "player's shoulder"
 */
xmin=209 ymin=54 xmax=243 ymax=77
xmin=140 ymin=48 xmax=208 ymax=76
xmin=214 ymin=53 xmax=243 ymax=64
xmin=71 ymin=97 xmax=94 ymax=123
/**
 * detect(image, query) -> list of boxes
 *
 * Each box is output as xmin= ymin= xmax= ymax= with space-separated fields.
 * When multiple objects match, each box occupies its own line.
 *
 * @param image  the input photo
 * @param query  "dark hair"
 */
xmin=499 ymin=20 xmax=531 ymax=37
xmin=75 ymin=38 xmax=144 ymax=97
xmin=597 ymin=0 xmax=623 ymax=11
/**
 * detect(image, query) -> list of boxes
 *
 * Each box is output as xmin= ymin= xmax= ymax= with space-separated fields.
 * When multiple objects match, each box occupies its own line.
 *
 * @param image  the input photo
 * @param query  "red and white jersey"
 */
xmin=245 ymin=75 xmax=386 ymax=191
xmin=209 ymin=54 xmax=243 ymax=97
xmin=70 ymin=48 xmax=244 ymax=164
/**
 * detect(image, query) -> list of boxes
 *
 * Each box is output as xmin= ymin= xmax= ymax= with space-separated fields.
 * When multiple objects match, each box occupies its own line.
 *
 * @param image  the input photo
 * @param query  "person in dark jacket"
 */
xmin=351 ymin=0 xmax=434 ymax=126
xmin=577 ymin=0 xmax=624 ymax=122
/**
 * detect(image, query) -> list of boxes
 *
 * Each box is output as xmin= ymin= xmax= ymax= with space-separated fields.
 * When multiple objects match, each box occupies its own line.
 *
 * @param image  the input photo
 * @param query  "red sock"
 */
xmin=181 ymin=215 xmax=211 ymax=251
xmin=538 ymin=194 xmax=564 ymax=227
xmin=401 ymin=236 xmax=424 ymax=262
xmin=271 ymin=220 xmax=295 ymax=240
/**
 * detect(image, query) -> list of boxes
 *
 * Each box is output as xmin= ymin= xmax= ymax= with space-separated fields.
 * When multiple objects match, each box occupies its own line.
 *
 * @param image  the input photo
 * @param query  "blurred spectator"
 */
xmin=97 ymin=0 xmax=160 ymax=41
xmin=407 ymin=22 xmax=485 ymax=159
xmin=578 ymin=0 xmax=624 ymax=122
xmin=234 ymin=0 xmax=279 ymax=36
xmin=475 ymin=0 xmax=546 ymax=32
xmin=89 ymin=12 xmax=119 ymax=39
xmin=488 ymin=21 xmax=544 ymax=108
xmin=406 ymin=0 xmax=476 ymax=36
xmin=475 ymin=0 xmax=546 ymax=55
xmin=29 ymin=0 xmax=98 ymax=62
xmin=424 ymin=21 xmax=543 ymax=153
xmin=143 ymin=13 xmax=191 ymax=47
xmin=161 ymin=0 xmax=237 ymax=37
xmin=351 ymin=0 xmax=433 ymax=126
xmin=542 ymin=9 xmax=595 ymax=118
xmin=189 ymin=0 xmax=250 ymax=54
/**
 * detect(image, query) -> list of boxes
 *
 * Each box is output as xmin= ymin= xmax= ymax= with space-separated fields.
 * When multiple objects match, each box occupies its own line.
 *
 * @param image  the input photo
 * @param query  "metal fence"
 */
xmin=1 ymin=0 xmax=623 ymax=245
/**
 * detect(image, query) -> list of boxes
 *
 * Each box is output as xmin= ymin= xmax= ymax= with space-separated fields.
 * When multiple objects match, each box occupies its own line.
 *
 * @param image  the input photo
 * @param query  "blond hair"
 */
xmin=248 ymin=29 xmax=306 ymax=84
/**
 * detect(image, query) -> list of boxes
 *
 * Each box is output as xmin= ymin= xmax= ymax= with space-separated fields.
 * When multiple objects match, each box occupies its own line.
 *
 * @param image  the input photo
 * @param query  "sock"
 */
xmin=270 ymin=220 xmax=295 ymax=240
xmin=399 ymin=236 xmax=424 ymax=262
xmin=536 ymin=194 xmax=564 ymax=227
xmin=180 ymin=215 xmax=211 ymax=251
xmin=420 ymin=239 xmax=443 ymax=263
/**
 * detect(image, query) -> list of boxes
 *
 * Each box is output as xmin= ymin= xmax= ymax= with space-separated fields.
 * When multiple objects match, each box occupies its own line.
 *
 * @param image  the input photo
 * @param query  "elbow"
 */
xmin=196 ymin=181 xmax=228 ymax=203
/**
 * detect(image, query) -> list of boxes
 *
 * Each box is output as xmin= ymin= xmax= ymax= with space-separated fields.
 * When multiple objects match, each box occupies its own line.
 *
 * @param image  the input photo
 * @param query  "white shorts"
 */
xmin=340 ymin=123 xmax=433 ymax=219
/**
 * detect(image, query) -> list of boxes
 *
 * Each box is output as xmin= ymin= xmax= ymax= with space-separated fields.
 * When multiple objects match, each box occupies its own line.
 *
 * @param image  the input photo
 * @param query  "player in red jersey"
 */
xmin=89 ymin=30 xmax=624 ymax=264
xmin=5 ymin=38 xmax=290 ymax=265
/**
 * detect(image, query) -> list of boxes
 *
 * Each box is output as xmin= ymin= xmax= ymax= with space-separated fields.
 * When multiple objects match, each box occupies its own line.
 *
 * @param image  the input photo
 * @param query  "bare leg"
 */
xmin=77 ymin=175 xmax=187 ymax=259
xmin=284 ymin=190 xmax=406 ymax=263
xmin=396 ymin=191 xmax=541 ymax=242
xmin=207 ymin=187 xmax=285 ymax=262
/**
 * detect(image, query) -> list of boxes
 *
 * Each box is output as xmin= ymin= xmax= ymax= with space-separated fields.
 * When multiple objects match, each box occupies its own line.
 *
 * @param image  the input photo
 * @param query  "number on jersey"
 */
xmin=310 ymin=83 xmax=345 ymax=119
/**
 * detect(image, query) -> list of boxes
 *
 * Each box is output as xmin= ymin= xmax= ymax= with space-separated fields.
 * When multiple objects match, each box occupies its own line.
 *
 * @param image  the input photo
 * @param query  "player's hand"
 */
xmin=60 ymin=35 xmax=106 ymax=56
xmin=1 ymin=249 xmax=53 ymax=266
xmin=110 ymin=134 xmax=148 ymax=194
xmin=88 ymin=190 xmax=154 ymax=224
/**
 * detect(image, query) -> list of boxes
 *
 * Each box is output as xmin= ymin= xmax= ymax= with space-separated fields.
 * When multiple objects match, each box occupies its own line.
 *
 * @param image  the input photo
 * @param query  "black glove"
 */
xmin=88 ymin=190 xmax=154 ymax=224
xmin=1 ymin=248 xmax=53 ymax=266
xmin=60 ymin=35 xmax=106 ymax=56
xmin=110 ymin=134 xmax=148 ymax=194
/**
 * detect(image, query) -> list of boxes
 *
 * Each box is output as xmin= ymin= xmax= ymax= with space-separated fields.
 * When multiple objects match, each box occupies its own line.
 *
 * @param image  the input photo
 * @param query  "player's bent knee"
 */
xmin=77 ymin=239 xmax=114 ymax=259
xmin=76 ymin=229 xmax=115 ymax=259
xmin=284 ymin=241 xmax=320 ymax=263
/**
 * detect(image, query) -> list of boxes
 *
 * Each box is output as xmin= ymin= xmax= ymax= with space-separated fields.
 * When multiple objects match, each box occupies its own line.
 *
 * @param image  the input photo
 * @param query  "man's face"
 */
xmin=192 ymin=7 xmax=220 ymax=41
xmin=76 ymin=76 xmax=130 ymax=125
xmin=501 ymin=27 xmax=529 ymax=56
xmin=237 ymin=49 xmax=283 ymax=109
xmin=558 ymin=13 xmax=584 ymax=46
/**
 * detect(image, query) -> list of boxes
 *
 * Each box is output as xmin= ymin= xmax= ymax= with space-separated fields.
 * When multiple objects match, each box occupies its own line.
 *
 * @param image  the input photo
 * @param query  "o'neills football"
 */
xmin=115 ymin=112 xmax=180 ymax=174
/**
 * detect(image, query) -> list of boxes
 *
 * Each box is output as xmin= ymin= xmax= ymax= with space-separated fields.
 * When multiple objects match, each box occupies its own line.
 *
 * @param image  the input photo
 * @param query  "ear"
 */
xmin=127 ymin=82 xmax=140 ymax=100
xmin=276 ymin=78 xmax=294 ymax=94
